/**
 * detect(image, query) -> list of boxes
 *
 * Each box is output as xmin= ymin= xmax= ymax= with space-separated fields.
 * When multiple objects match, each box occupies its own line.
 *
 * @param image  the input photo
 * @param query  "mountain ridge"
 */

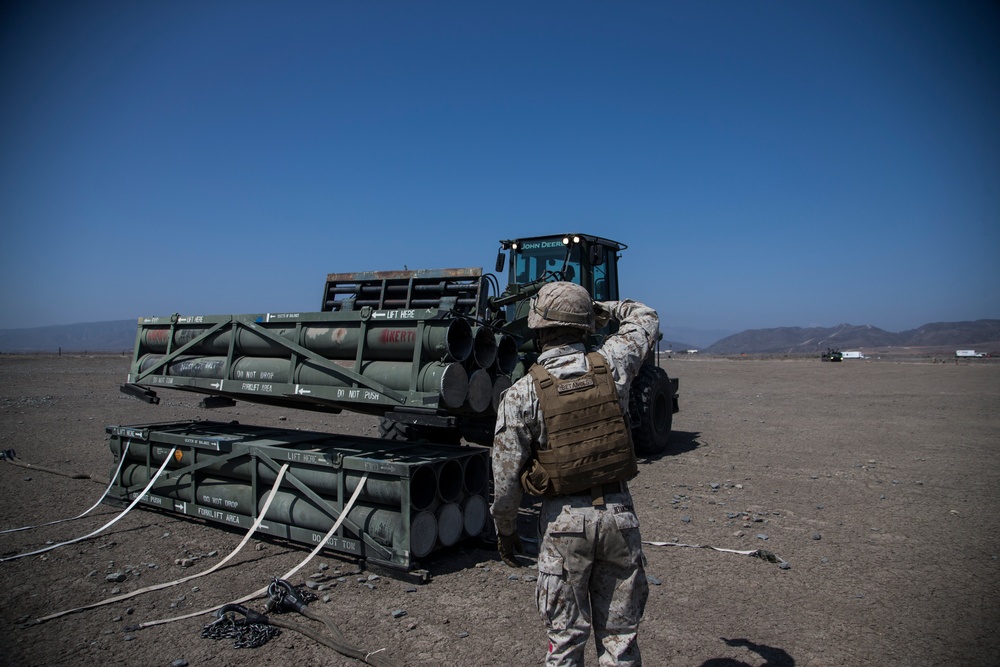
xmin=704 ymin=319 xmax=1000 ymax=355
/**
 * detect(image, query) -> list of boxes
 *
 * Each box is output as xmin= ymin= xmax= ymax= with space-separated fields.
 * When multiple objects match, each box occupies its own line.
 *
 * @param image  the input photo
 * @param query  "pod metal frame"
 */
xmin=104 ymin=420 xmax=490 ymax=578
xmin=123 ymin=306 xmax=511 ymax=421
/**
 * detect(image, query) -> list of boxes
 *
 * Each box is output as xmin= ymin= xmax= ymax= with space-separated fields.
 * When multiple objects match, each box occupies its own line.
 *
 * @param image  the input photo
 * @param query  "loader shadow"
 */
xmin=639 ymin=429 xmax=700 ymax=464
xmin=699 ymin=636 xmax=795 ymax=667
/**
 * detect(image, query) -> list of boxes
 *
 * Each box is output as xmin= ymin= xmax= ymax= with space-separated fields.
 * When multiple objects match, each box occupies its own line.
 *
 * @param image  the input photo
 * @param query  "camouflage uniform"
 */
xmin=491 ymin=299 xmax=659 ymax=667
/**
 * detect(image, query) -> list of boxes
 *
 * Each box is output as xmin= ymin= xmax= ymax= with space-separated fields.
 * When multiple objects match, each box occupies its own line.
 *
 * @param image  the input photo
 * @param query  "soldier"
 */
xmin=490 ymin=281 xmax=659 ymax=667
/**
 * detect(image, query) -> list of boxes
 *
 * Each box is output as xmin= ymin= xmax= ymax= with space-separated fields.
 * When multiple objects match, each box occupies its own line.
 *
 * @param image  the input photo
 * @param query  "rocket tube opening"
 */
xmin=464 ymin=369 xmax=493 ymax=413
xmin=470 ymin=327 xmax=498 ymax=369
xmin=461 ymin=494 xmax=488 ymax=537
xmin=494 ymin=334 xmax=519 ymax=375
xmin=444 ymin=319 xmax=474 ymax=362
xmin=434 ymin=363 xmax=469 ymax=409
xmin=409 ymin=465 xmax=437 ymax=511
xmin=435 ymin=502 xmax=463 ymax=547
xmin=436 ymin=459 xmax=463 ymax=503
xmin=491 ymin=374 xmax=513 ymax=415
xmin=409 ymin=511 xmax=438 ymax=558
xmin=463 ymin=453 xmax=489 ymax=496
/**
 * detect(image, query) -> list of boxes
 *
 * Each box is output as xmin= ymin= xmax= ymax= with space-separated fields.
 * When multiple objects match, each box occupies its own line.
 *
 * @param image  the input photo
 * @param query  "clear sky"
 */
xmin=1 ymin=1 xmax=997 ymax=334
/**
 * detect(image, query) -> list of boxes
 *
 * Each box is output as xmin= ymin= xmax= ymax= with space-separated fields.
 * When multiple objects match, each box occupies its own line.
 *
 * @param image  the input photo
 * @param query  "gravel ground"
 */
xmin=1 ymin=353 xmax=998 ymax=666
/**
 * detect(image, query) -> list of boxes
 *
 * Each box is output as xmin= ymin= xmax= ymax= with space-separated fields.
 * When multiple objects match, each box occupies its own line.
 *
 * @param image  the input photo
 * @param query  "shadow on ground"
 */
xmin=699 ymin=637 xmax=795 ymax=666
xmin=639 ymin=429 xmax=700 ymax=464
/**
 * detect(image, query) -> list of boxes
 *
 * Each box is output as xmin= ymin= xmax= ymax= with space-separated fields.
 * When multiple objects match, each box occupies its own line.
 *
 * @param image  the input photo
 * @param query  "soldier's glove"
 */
xmin=593 ymin=302 xmax=612 ymax=329
xmin=497 ymin=531 xmax=524 ymax=568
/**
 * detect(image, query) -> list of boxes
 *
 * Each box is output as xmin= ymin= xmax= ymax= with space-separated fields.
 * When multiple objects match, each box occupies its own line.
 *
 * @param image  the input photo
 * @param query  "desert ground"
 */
xmin=1 ymin=353 xmax=998 ymax=667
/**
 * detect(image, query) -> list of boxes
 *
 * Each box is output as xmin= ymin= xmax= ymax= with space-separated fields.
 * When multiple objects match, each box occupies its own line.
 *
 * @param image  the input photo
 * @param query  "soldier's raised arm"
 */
xmin=596 ymin=299 xmax=660 ymax=399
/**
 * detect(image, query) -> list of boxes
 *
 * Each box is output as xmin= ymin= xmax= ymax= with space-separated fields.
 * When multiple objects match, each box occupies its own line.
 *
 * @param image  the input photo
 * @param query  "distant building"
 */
xmin=842 ymin=351 xmax=864 ymax=359
xmin=956 ymin=350 xmax=986 ymax=358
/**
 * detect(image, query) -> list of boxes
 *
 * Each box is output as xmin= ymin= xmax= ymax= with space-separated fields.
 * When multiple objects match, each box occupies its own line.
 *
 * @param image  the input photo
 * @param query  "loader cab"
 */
xmin=492 ymin=234 xmax=627 ymax=335
xmin=497 ymin=234 xmax=625 ymax=301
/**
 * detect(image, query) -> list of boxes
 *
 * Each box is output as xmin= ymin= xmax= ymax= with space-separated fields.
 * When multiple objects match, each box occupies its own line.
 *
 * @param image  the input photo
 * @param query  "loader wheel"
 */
xmin=629 ymin=364 xmax=674 ymax=455
xmin=378 ymin=417 xmax=462 ymax=446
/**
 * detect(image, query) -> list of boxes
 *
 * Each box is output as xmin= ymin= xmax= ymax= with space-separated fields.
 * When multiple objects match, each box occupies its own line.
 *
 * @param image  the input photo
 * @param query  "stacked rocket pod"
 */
xmin=106 ymin=421 xmax=490 ymax=571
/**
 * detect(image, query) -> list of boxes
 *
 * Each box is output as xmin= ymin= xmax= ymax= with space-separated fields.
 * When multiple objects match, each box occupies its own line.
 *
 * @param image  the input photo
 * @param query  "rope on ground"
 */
xmin=3 ymin=459 xmax=94 ymax=480
xmin=136 ymin=472 xmax=370 ymax=630
xmin=642 ymin=540 xmax=790 ymax=568
xmin=0 ymin=447 xmax=177 ymax=563
xmin=32 ymin=463 xmax=292 ymax=624
xmin=0 ymin=440 xmax=133 ymax=535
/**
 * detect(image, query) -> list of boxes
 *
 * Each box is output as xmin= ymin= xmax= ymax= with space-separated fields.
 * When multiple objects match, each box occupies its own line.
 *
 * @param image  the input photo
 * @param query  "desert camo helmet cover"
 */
xmin=528 ymin=281 xmax=596 ymax=333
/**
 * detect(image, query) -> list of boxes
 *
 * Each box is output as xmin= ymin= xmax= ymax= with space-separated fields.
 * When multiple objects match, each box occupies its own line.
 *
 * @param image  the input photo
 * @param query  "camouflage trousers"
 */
xmin=535 ymin=489 xmax=649 ymax=667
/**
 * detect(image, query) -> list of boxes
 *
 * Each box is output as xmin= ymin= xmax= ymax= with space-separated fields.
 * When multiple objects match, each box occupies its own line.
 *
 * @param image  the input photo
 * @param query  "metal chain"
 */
xmin=266 ymin=578 xmax=317 ymax=613
xmin=199 ymin=580 xmax=319 ymax=650
xmin=201 ymin=613 xmax=280 ymax=649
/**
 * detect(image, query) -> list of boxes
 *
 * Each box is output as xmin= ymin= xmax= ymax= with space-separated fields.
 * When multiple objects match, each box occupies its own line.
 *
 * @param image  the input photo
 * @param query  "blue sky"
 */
xmin=1 ymin=1 xmax=997 ymax=335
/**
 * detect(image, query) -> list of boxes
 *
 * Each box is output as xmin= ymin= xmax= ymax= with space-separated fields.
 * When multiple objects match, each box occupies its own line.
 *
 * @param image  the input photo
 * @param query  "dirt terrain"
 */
xmin=1 ymin=354 xmax=998 ymax=667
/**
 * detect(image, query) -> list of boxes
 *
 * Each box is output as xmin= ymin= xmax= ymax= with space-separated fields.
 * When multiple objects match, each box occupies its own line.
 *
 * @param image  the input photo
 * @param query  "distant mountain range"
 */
xmin=0 ymin=320 xmax=138 ymax=353
xmin=0 ymin=318 xmax=997 ymax=356
xmin=703 ymin=320 xmax=1000 ymax=355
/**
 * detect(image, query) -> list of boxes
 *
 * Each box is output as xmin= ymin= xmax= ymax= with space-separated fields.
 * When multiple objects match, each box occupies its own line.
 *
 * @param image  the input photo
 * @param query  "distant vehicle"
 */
xmin=956 ymin=350 xmax=986 ymax=358
xmin=822 ymin=348 xmax=843 ymax=362
xmin=842 ymin=351 xmax=864 ymax=359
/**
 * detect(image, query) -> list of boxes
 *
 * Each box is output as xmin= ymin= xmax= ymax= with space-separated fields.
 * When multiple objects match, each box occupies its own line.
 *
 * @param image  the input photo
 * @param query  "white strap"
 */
xmin=138 ymin=472 xmax=370 ymax=629
xmin=0 ymin=439 xmax=133 ymax=535
xmin=34 ymin=463 xmax=292 ymax=624
xmin=643 ymin=540 xmax=787 ymax=564
xmin=0 ymin=447 xmax=177 ymax=563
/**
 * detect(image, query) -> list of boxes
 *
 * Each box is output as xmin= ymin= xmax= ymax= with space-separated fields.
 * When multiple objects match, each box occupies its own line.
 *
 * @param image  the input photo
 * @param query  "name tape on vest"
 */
xmin=557 ymin=376 xmax=596 ymax=394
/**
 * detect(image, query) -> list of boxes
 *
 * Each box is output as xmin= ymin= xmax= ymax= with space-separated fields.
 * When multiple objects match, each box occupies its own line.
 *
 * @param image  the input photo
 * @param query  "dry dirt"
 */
xmin=1 ymin=354 xmax=998 ymax=667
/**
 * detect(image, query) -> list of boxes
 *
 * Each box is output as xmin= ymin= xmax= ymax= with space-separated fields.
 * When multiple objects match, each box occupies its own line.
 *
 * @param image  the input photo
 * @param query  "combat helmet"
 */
xmin=528 ymin=282 xmax=595 ymax=333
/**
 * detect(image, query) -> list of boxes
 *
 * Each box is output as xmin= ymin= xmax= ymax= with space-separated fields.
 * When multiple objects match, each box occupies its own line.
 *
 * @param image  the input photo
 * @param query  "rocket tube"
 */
xmin=140 ymin=319 xmax=474 ymax=363
xmin=302 ymin=318 xmax=473 ymax=362
xmin=491 ymin=374 xmax=513 ymax=414
xmin=469 ymin=326 xmax=498 ymax=369
xmin=461 ymin=494 xmax=488 ymax=537
xmin=292 ymin=357 xmax=471 ymax=408
xmin=138 ymin=354 xmax=226 ymax=379
xmin=435 ymin=502 xmax=463 ymax=547
xmin=436 ymin=459 xmax=463 ymax=503
xmin=464 ymin=369 xmax=493 ymax=413
xmin=138 ymin=353 xmax=471 ymax=409
xmin=463 ymin=453 xmax=489 ymax=496
xmin=140 ymin=325 xmax=293 ymax=357
xmin=494 ymin=334 xmax=519 ymax=375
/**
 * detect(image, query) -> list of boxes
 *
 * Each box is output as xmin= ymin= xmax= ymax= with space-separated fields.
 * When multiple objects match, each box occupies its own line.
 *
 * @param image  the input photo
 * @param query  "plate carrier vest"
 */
xmin=520 ymin=351 xmax=638 ymax=501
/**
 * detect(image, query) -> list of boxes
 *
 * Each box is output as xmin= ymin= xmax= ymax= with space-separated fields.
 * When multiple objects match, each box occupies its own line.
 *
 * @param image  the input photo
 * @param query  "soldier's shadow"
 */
xmin=638 ymin=429 xmax=700 ymax=464
xmin=699 ymin=637 xmax=795 ymax=667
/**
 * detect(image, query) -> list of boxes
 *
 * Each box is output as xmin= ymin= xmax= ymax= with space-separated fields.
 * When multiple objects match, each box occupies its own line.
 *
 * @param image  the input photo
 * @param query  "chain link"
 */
xmin=201 ymin=613 xmax=280 ymax=649
xmin=266 ymin=578 xmax=317 ymax=612
xmin=199 ymin=580 xmax=319 ymax=650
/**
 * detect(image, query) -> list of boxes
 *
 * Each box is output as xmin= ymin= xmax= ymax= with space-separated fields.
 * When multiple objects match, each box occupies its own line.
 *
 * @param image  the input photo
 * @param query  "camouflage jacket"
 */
xmin=490 ymin=300 xmax=660 ymax=535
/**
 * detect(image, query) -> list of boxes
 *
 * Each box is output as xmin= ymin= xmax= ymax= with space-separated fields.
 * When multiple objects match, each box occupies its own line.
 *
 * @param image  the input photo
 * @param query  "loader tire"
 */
xmin=629 ymin=364 xmax=674 ymax=455
xmin=378 ymin=417 xmax=462 ymax=446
